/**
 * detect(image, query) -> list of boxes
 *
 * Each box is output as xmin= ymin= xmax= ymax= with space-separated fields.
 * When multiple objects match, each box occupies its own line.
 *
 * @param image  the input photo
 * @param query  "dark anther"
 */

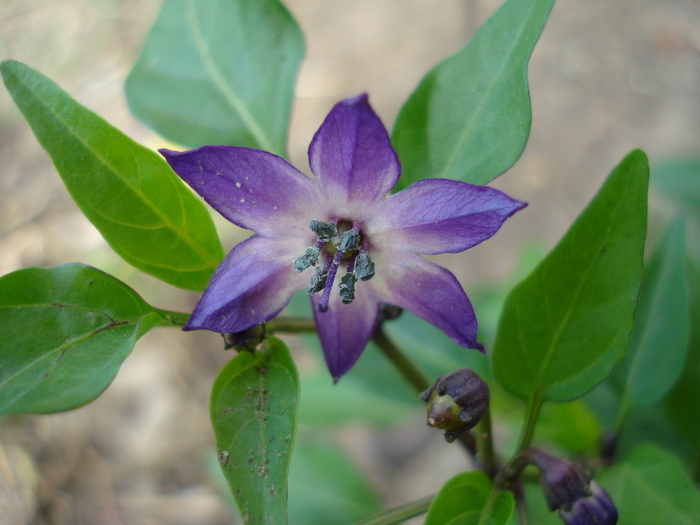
xmin=294 ymin=247 xmax=321 ymax=272
xmin=308 ymin=267 xmax=328 ymax=294
xmin=309 ymin=220 xmax=337 ymax=242
xmin=354 ymin=253 xmax=375 ymax=280
xmin=339 ymin=273 xmax=358 ymax=304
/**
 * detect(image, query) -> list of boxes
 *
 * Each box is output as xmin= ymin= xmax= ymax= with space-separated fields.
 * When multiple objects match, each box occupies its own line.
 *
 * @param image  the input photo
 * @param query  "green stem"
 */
xmin=372 ymin=326 xmax=431 ymax=393
xmin=154 ymin=309 xmax=190 ymax=327
xmin=269 ymin=317 xmax=317 ymax=334
xmin=516 ymin=389 xmax=543 ymax=452
xmin=475 ymin=403 xmax=497 ymax=479
xmin=349 ymin=495 xmax=433 ymax=525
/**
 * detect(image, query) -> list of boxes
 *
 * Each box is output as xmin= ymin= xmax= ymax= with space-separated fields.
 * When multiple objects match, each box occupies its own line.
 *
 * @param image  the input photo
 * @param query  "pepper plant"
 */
xmin=2 ymin=0 xmax=700 ymax=524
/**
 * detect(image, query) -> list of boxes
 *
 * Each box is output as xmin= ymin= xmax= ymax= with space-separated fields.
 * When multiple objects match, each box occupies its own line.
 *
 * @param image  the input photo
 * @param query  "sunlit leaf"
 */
xmin=1 ymin=60 xmax=224 ymax=290
xmin=493 ymin=150 xmax=648 ymax=402
xmin=392 ymin=0 xmax=554 ymax=189
xmin=0 ymin=264 xmax=182 ymax=416
xmin=126 ymin=0 xmax=304 ymax=157
xmin=210 ymin=337 xmax=299 ymax=525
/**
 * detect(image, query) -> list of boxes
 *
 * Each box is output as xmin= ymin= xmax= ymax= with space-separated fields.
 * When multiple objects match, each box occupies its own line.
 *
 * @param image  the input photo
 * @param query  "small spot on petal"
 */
xmin=235 ymin=182 xmax=241 ymax=188
xmin=240 ymin=198 xmax=245 ymax=203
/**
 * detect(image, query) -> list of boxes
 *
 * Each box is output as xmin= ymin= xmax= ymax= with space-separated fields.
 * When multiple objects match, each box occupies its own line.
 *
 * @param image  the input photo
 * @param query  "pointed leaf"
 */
xmin=0 ymin=264 xmax=180 ymax=416
xmin=1 ymin=60 xmax=224 ymax=291
xmin=598 ymin=444 xmax=700 ymax=524
xmin=616 ymin=216 xmax=689 ymax=418
xmin=492 ymin=150 xmax=649 ymax=402
xmin=125 ymin=0 xmax=304 ymax=157
xmin=392 ymin=0 xmax=554 ymax=189
xmin=210 ymin=337 xmax=299 ymax=525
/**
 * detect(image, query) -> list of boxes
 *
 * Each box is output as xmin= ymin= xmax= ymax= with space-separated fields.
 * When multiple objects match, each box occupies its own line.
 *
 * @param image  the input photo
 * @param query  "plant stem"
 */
xmin=349 ymin=495 xmax=433 ymax=525
xmin=155 ymin=309 xmax=190 ymax=327
xmin=516 ymin=389 xmax=543 ymax=452
xmin=475 ymin=403 xmax=497 ymax=479
xmin=372 ymin=325 xmax=431 ymax=393
xmin=269 ymin=317 xmax=317 ymax=334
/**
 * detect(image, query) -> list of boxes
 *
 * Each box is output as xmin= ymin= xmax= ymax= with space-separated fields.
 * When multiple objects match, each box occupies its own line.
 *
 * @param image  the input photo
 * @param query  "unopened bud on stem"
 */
xmin=420 ymin=369 xmax=489 ymax=443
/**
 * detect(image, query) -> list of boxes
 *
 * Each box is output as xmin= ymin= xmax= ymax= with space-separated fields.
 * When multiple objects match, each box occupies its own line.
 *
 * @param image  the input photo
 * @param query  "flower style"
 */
xmin=161 ymin=94 xmax=526 ymax=379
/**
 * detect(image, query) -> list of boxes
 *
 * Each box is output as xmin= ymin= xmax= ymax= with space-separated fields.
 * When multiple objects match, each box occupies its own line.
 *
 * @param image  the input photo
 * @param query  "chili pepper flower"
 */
xmin=161 ymin=94 xmax=526 ymax=379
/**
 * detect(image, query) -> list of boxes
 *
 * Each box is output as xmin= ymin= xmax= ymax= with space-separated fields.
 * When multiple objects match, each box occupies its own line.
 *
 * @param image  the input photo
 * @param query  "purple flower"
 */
xmin=160 ymin=94 xmax=525 ymax=379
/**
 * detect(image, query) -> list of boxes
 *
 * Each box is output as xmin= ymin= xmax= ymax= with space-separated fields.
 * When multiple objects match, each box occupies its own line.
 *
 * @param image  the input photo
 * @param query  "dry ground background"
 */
xmin=1 ymin=0 xmax=699 ymax=523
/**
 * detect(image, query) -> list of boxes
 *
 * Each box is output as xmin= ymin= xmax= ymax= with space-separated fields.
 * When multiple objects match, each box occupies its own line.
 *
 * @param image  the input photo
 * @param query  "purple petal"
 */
xmin=161 ymin=146 xmax=321 ymax=237
xmin=370 ymin=179 xmax=527 ymax=255
xmin=311 ymin=282 xmax=380 ymax=380
xmin=185 ymin=236 xmax=307 ymax=333
xmin=308 ymin=94 xmax=400 ymax=214
xmin=372 ymin=250 xmax=484 ymax=352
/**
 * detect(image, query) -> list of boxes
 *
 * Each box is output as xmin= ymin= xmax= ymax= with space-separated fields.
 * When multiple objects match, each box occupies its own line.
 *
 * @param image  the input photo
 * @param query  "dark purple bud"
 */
xmin=222 ymin=324 xmax=266 ymax=353
xmin=527 ymin=449 xmax=592 ymax=512
xmin=558 ymin=482 xmax=618 ymax=525
xmin=420 ymin=369 xmax=489 ymax=443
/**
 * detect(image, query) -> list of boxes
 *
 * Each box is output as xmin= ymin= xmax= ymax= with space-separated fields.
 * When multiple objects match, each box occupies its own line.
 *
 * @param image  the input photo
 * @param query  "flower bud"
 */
xmin=526 ymin=449 xmax=618 ymax=525
xmin=420 ymin=369 xmax=489 ymax=443
xmin=222 ymin=324 xmax=266 ymax=353
xmin=558 ymin=482 xmax=618 ymax=525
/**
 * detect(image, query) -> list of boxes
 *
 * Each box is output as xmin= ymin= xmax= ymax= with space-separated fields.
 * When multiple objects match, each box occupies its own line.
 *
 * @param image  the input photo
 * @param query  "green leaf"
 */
xmin=1 ymin=60 xmax=224 ymax=291
xmin=598 ymin=443 xmax=700 ymax=524
xmin=125 ymin=0 xmax=304 ymax=157
xmin=210 ymin=337 xmax=299 ymax=525
xmin=492 ymin=150 xmax=649 ymax=402
xmin=288 ymin=435 xmax=381 ymax=525
xmin=0 ymin=264 xmax=178 ymax=416
xmin=615 ymin=216 xmax=689 ymax=419
xmin=424 ymin=471 xmax=514 ymax=525
xmin=391 ymin=0 xmax=554 ymax=189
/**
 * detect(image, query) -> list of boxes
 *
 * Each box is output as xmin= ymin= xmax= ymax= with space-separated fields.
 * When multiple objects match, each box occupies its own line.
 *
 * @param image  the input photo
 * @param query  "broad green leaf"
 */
xmin=492 ymin=150 xmax=648 ymax=402
xmin=424 ymin=471 xmax=514 ymax=525
xmin=533 ymin=401 xmax=601 ymax=454
xmin=125 ymin=0 xmax=304 ymax=157
xmin=615 ymin=216 xmax=689 ymax=420
xmin=288 ymin=435 xmax=381 ymax=525
xmin=598 ymin=443 xmax=700 ymax=524
xmin=0 ymin=264 xmax=182 ymax=416
xmin=1 ymin=60 xmax=224 ymax=291
xmin=210 ymin=337 xmax=299 ymax=525
xmin=391 ymin=0 xmax=554 ymax=189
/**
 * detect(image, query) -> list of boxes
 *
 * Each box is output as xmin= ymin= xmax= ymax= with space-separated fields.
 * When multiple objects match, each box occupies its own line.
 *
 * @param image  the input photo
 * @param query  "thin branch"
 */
xmin=349 ymin=495 xmax=433 ymax=525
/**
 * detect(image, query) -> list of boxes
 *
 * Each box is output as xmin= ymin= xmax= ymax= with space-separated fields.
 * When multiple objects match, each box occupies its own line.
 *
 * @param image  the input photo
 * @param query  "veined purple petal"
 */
xmin=372 ymin=250 xmax=484 ymax=352
xmin=308 ymin=94 xmax=400 ymax=214
xmin=370 ymin=179 xmax=527 ymax=255
xmin=311 ymin=282 xmax=380 ymax=380
xmin=185 ymin=236 xmax=307 ymax=333
xmin=161 ymin=146 xmax=321 ymax=237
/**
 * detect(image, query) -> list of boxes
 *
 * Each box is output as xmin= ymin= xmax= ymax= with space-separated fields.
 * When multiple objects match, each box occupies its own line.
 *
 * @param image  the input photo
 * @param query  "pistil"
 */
xmin=318 ymin=249 xmax=343 ymax=312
